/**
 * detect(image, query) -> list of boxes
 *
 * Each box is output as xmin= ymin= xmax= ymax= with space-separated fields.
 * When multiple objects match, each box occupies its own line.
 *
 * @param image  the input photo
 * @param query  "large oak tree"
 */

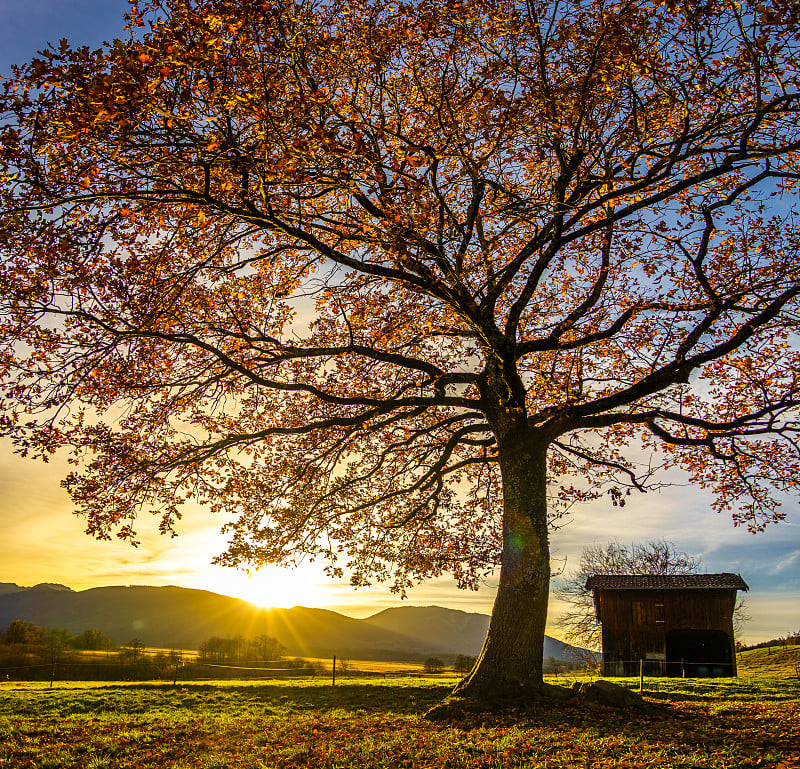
xmin=2 ymin=0 xmax=800 ymax=699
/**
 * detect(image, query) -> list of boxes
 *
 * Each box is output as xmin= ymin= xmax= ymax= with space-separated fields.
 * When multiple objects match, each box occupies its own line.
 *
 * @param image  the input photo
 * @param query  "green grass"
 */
xmin=0 ymin=676 xmax=798 ymax=768
xmin=594 ymin=673 xmax=800 ymax=702
xmin=737 ymin=644 xmax=800 ymax=678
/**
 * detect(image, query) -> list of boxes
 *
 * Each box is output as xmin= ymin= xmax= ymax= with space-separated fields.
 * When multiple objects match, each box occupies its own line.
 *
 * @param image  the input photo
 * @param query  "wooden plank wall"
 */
xmin=596 ymin=588 xmax=737 ymax=676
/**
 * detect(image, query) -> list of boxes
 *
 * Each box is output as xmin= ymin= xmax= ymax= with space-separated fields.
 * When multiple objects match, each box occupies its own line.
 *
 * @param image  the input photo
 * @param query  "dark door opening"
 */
xmin=665 ymin=629 xmax=733 ymax=677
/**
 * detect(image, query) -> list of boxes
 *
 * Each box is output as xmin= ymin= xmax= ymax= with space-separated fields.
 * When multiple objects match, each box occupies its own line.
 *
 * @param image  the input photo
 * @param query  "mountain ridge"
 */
xmin=0 ymin=582 xmax=587 ymax=662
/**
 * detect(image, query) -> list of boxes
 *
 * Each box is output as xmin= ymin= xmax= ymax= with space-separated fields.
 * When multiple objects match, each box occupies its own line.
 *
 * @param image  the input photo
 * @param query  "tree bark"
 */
xmin=453 ymin=431 xmax=551 ymax=700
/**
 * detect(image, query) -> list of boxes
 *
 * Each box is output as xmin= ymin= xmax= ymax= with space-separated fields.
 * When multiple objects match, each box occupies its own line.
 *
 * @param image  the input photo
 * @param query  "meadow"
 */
xmin=1 ymin=670 xmax=798 ymax=769
xmin=737 ymin=643 xmax=800 ymax=679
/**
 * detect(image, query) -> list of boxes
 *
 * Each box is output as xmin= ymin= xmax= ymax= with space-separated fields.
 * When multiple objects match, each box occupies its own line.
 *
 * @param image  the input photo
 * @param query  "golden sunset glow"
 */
xmin=205 ymin=563 xmax=333 ymax=609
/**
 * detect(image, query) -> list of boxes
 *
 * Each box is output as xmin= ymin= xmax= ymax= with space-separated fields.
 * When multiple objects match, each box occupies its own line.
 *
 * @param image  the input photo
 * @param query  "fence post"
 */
xmin=681 ymin=657 xmax=685 ymax=678
xmin=332 ymin=655 xmax=336 ymax=687
xmin=639 ymin=658 xmax=644 ymax=693
xmin=50 ymin=660 xmax=56 ymax=689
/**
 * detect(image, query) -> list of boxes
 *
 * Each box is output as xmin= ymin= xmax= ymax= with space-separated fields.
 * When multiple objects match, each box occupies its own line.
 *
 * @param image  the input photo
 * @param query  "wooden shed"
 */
xmin=585 ymin=573 xmax=749 ymax=677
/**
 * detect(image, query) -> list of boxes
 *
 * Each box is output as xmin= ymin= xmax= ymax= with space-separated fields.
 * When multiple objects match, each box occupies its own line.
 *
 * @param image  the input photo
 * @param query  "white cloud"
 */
xmin=769 ymin=549 xmax=800 ymax=576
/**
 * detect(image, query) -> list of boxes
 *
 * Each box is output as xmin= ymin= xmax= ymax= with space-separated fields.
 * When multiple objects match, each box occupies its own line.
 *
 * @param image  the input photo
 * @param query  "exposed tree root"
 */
xmin=424 ymin=680 xmax=664 ymax=722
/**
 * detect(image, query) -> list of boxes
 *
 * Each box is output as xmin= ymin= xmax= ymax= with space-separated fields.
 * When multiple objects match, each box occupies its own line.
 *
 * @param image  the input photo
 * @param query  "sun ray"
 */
xmin=201 ymin=563 xmax=333 ymax=609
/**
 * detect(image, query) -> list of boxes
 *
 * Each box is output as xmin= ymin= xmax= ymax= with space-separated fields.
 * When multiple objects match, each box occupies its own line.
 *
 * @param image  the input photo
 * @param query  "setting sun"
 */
xmin=203 ymin=563 xmax=334 ymax=609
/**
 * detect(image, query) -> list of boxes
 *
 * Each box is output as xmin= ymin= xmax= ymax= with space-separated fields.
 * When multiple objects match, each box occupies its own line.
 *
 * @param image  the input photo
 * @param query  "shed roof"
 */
xmin=585 ymin=573 xmax=749 ymax=591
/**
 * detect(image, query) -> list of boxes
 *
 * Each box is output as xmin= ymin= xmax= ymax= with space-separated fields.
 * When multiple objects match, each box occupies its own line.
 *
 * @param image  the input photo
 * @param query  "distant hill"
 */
xmin=0 ymin=582 xmax=73 ymax=595
xmin=363 ymin=605 xmax=578 ymax=662
xmin=0 ymin=582 xmax=589 ymax=662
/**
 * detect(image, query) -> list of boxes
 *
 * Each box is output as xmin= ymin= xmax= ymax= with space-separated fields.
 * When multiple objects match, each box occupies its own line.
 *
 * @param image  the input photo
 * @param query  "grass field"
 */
xmin=737 ymin=644 xmax=800 ymax=679
xmin=1 ymin=674 xmax=798 ymax=769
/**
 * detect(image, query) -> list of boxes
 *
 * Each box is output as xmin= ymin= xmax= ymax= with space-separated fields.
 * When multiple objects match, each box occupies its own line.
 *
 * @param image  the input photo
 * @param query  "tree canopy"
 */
xmin=2 ymin=0 xmax=800 ymax=697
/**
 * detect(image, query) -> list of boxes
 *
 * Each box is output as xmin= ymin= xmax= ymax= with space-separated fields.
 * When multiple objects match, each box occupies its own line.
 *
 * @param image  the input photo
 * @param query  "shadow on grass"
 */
xmin=167 ymin=682 xmax=455 ymax=714
xmin=0 ymin=681 xmax=457 ymax=717
xmin=427 ymin=689 xmax=798 ymax=762
xmin=606 ymin=676 xmax=800 ymax=703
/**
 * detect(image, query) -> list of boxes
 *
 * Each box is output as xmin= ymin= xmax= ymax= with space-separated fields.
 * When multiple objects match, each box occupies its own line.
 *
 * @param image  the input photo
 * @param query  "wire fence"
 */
xmin=2 ymin=653 xmax=794 ymax=687
xmin=599 ymin=658 xmax=738 ymax=679
xmin=0 ymin=653 xmax=465 ymax=686
xmin=0 ymin=660 xmax=331 ymax=686
xmin=596 ymin=655 xmax=800 ymax=680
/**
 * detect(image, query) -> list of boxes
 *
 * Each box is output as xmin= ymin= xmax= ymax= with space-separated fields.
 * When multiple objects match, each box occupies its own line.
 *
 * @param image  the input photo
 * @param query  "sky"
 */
xmin=0 ymin=0 xmax=798 ymax=645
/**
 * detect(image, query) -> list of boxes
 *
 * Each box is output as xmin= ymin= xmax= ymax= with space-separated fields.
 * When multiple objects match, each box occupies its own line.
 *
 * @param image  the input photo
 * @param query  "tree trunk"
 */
xmin=454 ymin=433 xmax=551 ymax=700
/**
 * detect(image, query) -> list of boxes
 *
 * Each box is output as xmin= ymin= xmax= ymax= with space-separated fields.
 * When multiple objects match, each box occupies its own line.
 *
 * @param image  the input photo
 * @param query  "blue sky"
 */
xmin=0 ymin=0 xmax=132 ymax=76
xmin=0 ymin=0 xmax=797 ymax=644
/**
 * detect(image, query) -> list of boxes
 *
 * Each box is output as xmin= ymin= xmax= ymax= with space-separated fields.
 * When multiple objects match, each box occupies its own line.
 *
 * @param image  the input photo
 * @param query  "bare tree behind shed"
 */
xmin=554 ymin=540 xmax=700 ymax=648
